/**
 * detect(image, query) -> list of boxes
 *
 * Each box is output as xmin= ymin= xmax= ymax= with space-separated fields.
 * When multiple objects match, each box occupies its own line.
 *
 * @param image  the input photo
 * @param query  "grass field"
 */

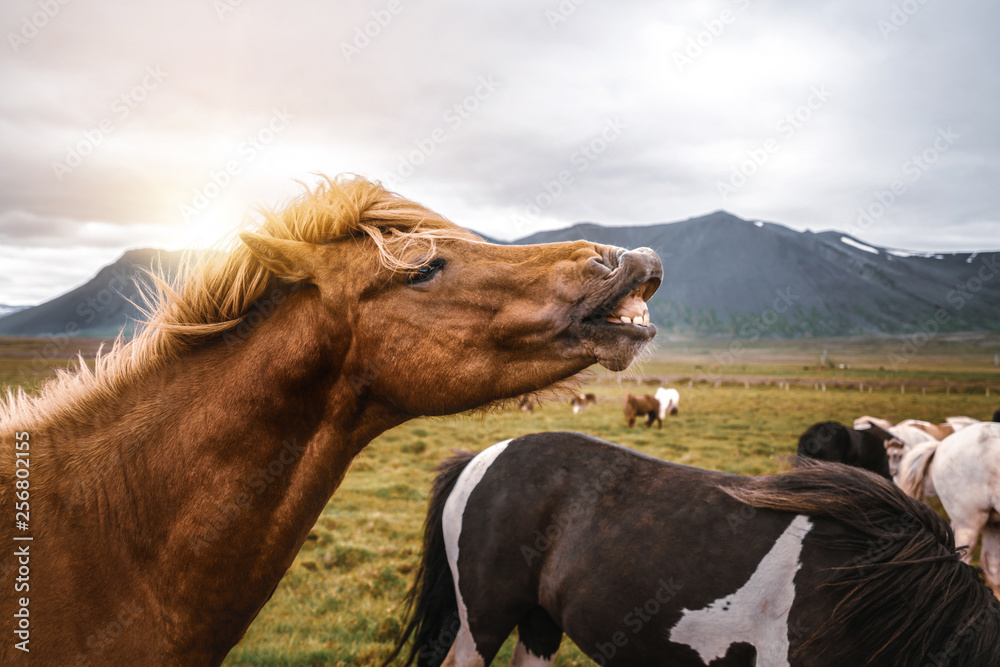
xmin=2 ymin=335 xmax=998 ymax=666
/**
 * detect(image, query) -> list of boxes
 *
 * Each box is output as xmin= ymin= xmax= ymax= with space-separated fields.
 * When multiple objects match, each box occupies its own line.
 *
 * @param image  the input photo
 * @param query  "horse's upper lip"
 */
xmin=583 ymin=249 xmax=662 ymax=328
xmin=589 ymin=281 xmax=658 ymax=327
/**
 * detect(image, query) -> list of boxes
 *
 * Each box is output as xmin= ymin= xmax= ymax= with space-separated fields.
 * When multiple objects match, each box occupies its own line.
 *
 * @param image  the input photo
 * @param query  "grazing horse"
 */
xmin=993 ymin=408 xmax=1000 ymax=422
xmin=623 ymin=392 xmax=661 ymax=428
xmin=899 ymin=422 xmax=1000 ymax=595
xmin=570 ymin=393 xmax=597 ymax=414
xmin=796 ymin=421 xmax=896 ymax=480
xmin=0 ymin=177 xmax=662 ymax=665
xmin=654 ymin=386 xmax=680 ymax=419
xmin=386 ymin=433 xmax=1000 ymax=666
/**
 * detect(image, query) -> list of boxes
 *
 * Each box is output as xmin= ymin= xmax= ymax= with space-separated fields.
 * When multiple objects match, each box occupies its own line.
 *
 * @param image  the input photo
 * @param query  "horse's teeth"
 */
xmin=643 ymin=312 xmax=649 ymax=326
xmin=620 ymin=316 xmax=632 ymax=324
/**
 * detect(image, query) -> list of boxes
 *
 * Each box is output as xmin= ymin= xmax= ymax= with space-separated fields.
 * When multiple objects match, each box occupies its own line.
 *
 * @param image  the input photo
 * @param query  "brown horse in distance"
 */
xmin=0 ymin=176 xmax=661 ymax=665
xmin=570 ymin=392 xmax=597 ymax=414
xmin=623 ymin=391 xmax=661 ymax=428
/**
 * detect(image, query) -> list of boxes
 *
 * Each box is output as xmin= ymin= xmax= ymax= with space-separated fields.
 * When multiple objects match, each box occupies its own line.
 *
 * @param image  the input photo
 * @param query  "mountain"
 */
xmin=0 ymin=304 xmax=30 ymax=319
xmin=0 ymin=249 xmax=185 ymax=339
xmin=502 ymin=212 xmax=1000 ymax=338
xmin=1 ymin=214 xmax=997 ymax=339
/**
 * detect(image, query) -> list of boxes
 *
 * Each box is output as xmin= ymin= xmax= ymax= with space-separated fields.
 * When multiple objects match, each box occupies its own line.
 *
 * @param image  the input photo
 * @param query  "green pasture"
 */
xmin=1 ymin=336 xmax=997 ymax=666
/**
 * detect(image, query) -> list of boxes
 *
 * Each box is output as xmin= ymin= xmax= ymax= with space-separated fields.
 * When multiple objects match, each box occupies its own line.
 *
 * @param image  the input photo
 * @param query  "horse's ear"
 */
xmin=240 ymin=233 xmax=315 ymax=281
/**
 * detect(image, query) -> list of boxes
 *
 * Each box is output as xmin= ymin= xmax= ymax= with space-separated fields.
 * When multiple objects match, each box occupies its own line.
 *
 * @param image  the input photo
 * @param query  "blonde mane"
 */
xmin=0 ymin=175 xmax=475 ymax=432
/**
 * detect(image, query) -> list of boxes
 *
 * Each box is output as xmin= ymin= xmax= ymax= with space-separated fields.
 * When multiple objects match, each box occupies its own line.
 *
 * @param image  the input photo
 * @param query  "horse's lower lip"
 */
xmin=582 ymin=317 xmax=657 ymax=339
xmin=579 ymin=318 xmax=657 ymax=371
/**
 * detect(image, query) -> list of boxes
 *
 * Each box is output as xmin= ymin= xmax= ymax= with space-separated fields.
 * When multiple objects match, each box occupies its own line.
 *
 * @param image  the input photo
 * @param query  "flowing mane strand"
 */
xmin=0 ymin=175 xmax=477 ymax=431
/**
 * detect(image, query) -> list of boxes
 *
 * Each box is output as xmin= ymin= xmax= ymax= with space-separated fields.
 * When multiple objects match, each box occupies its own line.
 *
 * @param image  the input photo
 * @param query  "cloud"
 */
xmin=1 ymin=0 xmax=998 ymax=304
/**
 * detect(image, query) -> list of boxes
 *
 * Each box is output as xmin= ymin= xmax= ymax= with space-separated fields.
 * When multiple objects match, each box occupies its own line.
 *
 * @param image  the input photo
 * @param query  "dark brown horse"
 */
xmin=0 ymin=177 xmax=661 ymax=665
xmin=796 ymin=421 xmax=897 ymax=480
xmin=388 ymin=433 xmax=1000 ymax=666
xmin=623 ymin=391 xmax=661 ymax=428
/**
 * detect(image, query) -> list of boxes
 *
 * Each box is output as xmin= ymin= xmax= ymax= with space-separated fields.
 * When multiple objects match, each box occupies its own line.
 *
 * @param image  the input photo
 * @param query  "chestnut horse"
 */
xmin=623 ymin=392 xmax=661 ymax=428
xmin=388 ymin=433 xmax=1000 ymax=666
xmin=570 ymin=393 xmax=597 ymax=414
xmin=0 ymin=176 xmax=661 ymax=665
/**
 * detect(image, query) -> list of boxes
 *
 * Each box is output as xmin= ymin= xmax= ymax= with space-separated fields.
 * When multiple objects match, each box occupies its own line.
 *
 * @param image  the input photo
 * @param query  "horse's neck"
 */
xmin=45 ymin=289 xmax=400 ymax=656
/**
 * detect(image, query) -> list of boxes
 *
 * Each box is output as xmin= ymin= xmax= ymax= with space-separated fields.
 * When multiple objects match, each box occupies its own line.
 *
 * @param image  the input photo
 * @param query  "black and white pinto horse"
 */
xmin=386 ymin=433 xmax=999 ymax=667
xmin=796 ymin=421 xmax=898 ymax=480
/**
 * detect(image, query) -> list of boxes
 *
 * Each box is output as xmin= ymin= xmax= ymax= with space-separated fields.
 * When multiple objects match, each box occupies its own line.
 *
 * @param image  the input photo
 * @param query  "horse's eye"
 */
xmin=406 ymin=258 xmax=446 ymax=285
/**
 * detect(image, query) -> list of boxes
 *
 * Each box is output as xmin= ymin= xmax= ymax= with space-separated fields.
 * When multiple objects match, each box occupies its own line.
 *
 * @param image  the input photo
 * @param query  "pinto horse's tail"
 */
xmin=897 ymin=439 xmax=940 ymax=500
xmin=383 ymin=450 xmax=476 ymax=667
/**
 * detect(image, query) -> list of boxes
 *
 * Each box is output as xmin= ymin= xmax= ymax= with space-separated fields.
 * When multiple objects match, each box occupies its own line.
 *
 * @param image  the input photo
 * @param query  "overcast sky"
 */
xmin=1 ymin=0 xmax=998 ymax=305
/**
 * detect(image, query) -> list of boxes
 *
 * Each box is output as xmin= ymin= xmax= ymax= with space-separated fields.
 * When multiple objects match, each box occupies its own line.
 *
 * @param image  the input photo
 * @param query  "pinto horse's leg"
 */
xmin=441 ymin=624 xmax=489 ymax=667
xmin=440 ymin=617 xmax=521 ymax=667
xmin=509 ymin=641 xmax=556 ymax=666
xmin=980 ymin=522 xmax=1000 ymax=597
xmin=508 ymin=606 xmax=562 ymax=666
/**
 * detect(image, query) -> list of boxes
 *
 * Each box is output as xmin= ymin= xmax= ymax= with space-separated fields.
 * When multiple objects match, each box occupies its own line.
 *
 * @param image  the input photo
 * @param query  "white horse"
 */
xmin=898 ymin=422 xmax=1000 ymax=595
xmin=946 ymin=415 xmax=981 ymax=431
xmin=655 ymin=386 xmax=680 ymax=421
